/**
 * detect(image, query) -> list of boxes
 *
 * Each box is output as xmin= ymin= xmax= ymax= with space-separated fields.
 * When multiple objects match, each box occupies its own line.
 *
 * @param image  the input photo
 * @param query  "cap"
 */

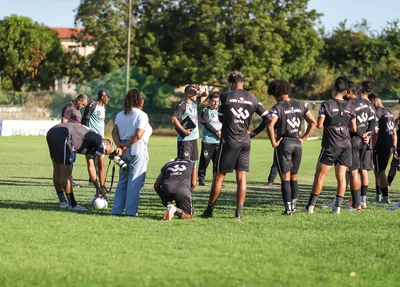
xmin=97 ymin=89 xmax=111 ymax=99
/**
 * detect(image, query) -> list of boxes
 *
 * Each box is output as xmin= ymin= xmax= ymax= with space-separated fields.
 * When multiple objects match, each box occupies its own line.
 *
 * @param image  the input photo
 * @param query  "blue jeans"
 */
xmin=111 ymin=142 xmax=149 ymax=216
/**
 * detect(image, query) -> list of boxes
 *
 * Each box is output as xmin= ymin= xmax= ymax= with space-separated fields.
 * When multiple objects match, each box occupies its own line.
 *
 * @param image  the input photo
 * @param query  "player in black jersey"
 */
xmin=267 ymin=79 xmax=316 ymax=215
xmin=303 ymin=78 xmax=356 ymax=214
xmin=347 ymin=81 xmax=376 ymax=210
xmin=154 ymin=158 xmax=197 ymax=220
xmin=387 ymin=114 xmax=400 ymax=189
xmin=368 ymin=93 xmax=397 ymax=204
xmin=46 ymin=123 xmax=113 ymax=211
xmin=200 ymin=71 xmax=271 ymax=218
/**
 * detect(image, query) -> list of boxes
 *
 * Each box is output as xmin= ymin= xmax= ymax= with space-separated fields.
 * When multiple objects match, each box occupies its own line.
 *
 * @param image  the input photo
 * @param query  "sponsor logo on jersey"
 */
xmin=231 ymin=107 xmax=250 ymax=123
xmin=387 ymin=121 xmax=394 ymax=131
xmin=286 ymin=117 xmax=301 ymax=129
xmin=357 ymin=112 xmax=368 ymax=124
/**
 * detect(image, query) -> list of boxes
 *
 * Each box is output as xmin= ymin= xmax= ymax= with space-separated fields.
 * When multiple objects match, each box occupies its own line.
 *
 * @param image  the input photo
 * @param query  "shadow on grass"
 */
xmin=0 ymin=179 xmax=53 ymax=187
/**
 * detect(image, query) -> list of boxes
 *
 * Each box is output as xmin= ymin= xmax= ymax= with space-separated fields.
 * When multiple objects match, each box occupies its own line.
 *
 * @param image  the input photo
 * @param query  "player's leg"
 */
xmin=173 ymin=193 xmax=194 ymax=220
xmin=290 ymin=139 xmax=302 ymax=214
xmin=332 ymin=164 xmax=348 ymax=214
xmin=275 ymin=139 xmax=293 ymax=215
xmin=235 ymin=170 xmax=247 ymax=218
xmin=387 ymin=156 xmax=398 ymax=188
xmin=52 ymin=161 xmax=68 ymax=208
xmin=189 ymin=140 xmax=199 ymax=161
xmin=59 ymin=163 xmax=80 ymax=209
xmin=347 ymin=142 xmax=361 ymax=211
xmin=304 ymin=162 xmax=331 ymax=213
xmin=210 ymin=144 xmax=219 ymax=179
xmin=200 ymin=172 xmax=226 ymax=218
xmin=372 ymin=151 xmax=382 ymax=202
xmin=198 ymin=142 xmax=212 ymax=186
xmin=376 ymin=151 xmax=391 ymax=204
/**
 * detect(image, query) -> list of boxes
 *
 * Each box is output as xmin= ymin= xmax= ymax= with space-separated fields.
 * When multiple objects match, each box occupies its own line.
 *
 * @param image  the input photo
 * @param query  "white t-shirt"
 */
xmin=115 ymin=108 xmax=149 ymax=141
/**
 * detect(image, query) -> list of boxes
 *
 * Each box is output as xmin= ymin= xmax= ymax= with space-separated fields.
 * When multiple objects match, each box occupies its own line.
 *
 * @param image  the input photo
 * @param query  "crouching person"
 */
xmin=154 ymin=158 xmax=197 ymax=220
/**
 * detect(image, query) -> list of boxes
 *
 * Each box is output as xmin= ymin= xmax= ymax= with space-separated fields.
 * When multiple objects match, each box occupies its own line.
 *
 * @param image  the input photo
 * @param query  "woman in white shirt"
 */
xmin=111 ymin=88 xmax=152 ymax=216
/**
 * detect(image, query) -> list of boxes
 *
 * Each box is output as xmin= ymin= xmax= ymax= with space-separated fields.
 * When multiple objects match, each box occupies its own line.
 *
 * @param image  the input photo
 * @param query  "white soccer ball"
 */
xmin=92 ymin=196 xmax=108 ymax=209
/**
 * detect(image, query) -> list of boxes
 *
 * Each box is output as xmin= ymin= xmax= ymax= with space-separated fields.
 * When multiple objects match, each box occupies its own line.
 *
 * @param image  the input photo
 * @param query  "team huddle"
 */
xmin=46 ymin=71 xmax=400 ymax=219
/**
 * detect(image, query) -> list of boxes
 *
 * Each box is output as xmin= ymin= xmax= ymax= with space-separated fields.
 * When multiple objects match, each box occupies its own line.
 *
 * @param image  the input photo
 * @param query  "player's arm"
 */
xmin=301 ymin=111 xmax=317 ymax=142
xmin=81 ymin=103 xmax=94 ymax=126
xmin=61 ymin=106 xmax=71 ymax=123
xmin=154 ymin=173 xmax=164 ymax=196
xmin=349 ymin=118 xmax=357 ymax=133
xmin=393 ymin=131 xmax=398 ymax=159
xmin=191 ymin=164 xmax=197 ymax=191
xmin=267 ymin=116 xmax=280 ymax=148
xmin=250 ymin=102 xmax=271 ymax=138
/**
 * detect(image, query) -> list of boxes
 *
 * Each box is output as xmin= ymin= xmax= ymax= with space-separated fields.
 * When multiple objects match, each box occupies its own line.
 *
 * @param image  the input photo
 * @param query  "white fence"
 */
xmin=0 ymin=120 xmax=59 ymax=136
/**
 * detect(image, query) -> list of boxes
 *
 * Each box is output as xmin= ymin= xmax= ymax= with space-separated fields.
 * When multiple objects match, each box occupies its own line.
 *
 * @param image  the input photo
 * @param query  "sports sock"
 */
xmin=281 ymin=181 xmax=291 ymax=203
xmin=361 ymin=185 xmax=368 ymax=196
xmin=307 ymin=193 xmax=319 ymax=208
xmin=56 ymin=191 xmax=66 ymax=203
xmin=236 ymin=204 xmax=243 ymax=215
xmin=290 ymin=180 xmax=298 ymax=201
xmin=174 ymin=207 xmax=183 ymax=218
xmin=387 ymin=176 xmax=394 ymax=185
xmin=381 ymin=187 xmax=389 ymax=197
xmin=66 ymin=192 xmax=77 ymax=207
xmin=351 ymin=189 xmax=361 ymax=208
xmin=335 ymin=196 xmax=343 ymax=207
xmin=376 ymin=186 xmax=381 ymax=195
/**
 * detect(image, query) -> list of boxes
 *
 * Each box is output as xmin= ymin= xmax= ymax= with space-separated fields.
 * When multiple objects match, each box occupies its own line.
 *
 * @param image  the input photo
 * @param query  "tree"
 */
xmin=0 ymin=15 xmax=64 ymax=91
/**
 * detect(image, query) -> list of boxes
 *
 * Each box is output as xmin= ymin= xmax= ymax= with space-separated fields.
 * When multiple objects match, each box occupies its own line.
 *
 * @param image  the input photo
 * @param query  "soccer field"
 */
xmin=0 ymin=136 xmax=399 ymax=287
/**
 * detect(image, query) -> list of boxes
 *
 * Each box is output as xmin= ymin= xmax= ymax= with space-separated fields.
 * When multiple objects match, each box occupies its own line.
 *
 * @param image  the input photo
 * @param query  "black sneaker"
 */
xmin=199 ymin=206 xmax=213 ymax=218
xmin=235 ymin=209 xmax=243 ymax=219
xmin=199 ymin=181 xmax=205 ymax=186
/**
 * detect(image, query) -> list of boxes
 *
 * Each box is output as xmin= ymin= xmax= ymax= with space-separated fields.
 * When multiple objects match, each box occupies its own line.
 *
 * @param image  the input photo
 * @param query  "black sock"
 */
xmin=66 ymin=192 xmax=77 ymax=207
xmin=361 ymin=185 xmax=368 ymax=196
xmin=307 ymin=193 xmax=319 ymax=208
xmin=281 ymin=181 xmax=291 ymax=203
xmin=236 ymin=204 xmax=243 ymax=217
xmin=56 ymin=191 xmax=66 ymax=203
xmin=376 ymin=186 xmax=381 ymax=195
xmin=335 ymin=196 xmax=343 ymax=207
xmin=381 ymin=187 xmax=389 ymax=197
xmin=351 ymin=189 xmax=361 ymax=208
xmin=290 ymin=180 xmax=298 ymax=201
xmin=175 ymin=207 xmax=183 ymax=218
xmin=388 ymin=176 xmax=394 ymax=185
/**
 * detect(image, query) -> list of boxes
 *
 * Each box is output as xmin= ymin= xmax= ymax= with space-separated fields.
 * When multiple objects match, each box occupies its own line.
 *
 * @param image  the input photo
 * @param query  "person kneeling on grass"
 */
xmin=154 ymin=157 xmax=197 ymax=220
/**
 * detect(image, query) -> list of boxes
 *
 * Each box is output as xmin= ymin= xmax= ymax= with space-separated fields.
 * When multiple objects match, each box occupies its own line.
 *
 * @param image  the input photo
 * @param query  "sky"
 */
xmin=0 ymin=0 xmax=398 ymax=33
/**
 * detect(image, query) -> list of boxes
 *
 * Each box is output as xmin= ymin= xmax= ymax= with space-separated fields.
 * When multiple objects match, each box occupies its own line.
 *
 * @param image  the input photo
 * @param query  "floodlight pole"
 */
xmin=126 ymin=0 xmax=132 ymax=94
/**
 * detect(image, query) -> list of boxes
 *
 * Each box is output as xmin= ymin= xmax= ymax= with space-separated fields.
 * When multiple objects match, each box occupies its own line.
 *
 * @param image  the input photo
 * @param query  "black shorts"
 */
xmin=274 ymin=137 xmax=302 ymax=175
xmin=318 ymin=145 xmax=352 ymax=167
xmin=46 ymin=126 xmax=73 ymax=165
xmin=159 ymin=187 xmax=193 ymax=215
xmin=177 ymin=140 xmax=198 ymax=161
xmin=373 ymin=148 xmax=393 ymax=172
xmin=216 ymin=142 xmax=250 ymax=173
xmin=349 ymin=137 xmax=362 ymax=171
xmin=360 ymin=145 xmax=373 ymax=171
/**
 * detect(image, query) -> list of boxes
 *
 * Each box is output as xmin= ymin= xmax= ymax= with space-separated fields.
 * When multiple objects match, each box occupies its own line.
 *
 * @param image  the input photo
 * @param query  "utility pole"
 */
xmin=126 ymin=0 xmax=132 ymax=94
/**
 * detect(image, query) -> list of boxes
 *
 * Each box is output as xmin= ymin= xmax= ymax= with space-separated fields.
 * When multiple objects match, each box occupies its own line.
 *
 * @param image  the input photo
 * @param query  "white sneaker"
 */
xmin=301 ymin=206 xmax=314 ymax=214
xmin=324 ymin=199 xmax=336 ymax=208
xmin=163 ymin=204 xmax=176 ymax=220
xmin=389 ymin=202 xmax=400 ymax=210
xmin=332 ymin=206 xmax=341 ymax=214
xmin=60 ymin=202 xmax=69 ymax=209
xmin=68 ymin=204 xmax=88 ymax=211
xmin=360 ymin=202 xmax=367 ymax=209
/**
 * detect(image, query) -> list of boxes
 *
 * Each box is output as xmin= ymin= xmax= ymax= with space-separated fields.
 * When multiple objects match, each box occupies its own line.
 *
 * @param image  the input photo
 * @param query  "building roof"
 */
xmin=51 ymin=27 xmax=91 ymax=39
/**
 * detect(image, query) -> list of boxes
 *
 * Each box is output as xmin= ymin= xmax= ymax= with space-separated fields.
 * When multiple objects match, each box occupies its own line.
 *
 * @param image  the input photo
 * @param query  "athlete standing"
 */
xmin=267 ymin=79 xmax=316 ymax=215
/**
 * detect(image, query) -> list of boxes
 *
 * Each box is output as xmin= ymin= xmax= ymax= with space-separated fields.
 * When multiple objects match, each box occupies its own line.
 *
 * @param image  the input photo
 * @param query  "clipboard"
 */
xmin=175 ymin=116 xmax=196 ymax=138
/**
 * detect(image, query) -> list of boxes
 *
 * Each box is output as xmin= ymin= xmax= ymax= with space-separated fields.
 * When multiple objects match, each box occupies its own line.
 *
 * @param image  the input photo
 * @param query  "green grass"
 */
xmin=0 ymin=136 xmax=399 ymax=287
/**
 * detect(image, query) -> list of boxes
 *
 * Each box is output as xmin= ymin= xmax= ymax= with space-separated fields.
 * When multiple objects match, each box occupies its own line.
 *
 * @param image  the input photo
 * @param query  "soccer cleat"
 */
xmin=301 ymin=205 xmax=314 ymax=214
xmin=200 ymin=206 xmax=214 ymax=218
xmin=324 ymin=198 xmax=336 ymax=208
xmin=332 ymin=206 xmax=341 ymax=214
xmin=68 ymin=204 xmax=87 ymax=211
xmin=379 ymin=196 xmax=391 ymax=204
xmin=370 ymin=194 xmax=382 ymax=203
xmin=162 ymin=204 xmax=176 ymax=220
xmin=360 ymin=202 xmax=367 ymax=209
xmin=346 ymin=205 xmax=361 ymax=212
xmin=389 ymin=202 xmax=400 ymax=210
xmin=59 ymin=202 xmax=69 ymax=209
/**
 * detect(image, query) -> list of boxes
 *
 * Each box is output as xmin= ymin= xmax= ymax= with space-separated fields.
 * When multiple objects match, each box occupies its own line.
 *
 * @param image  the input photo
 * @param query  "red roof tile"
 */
xmin=51 ymin=27 xmax=91 ymax=39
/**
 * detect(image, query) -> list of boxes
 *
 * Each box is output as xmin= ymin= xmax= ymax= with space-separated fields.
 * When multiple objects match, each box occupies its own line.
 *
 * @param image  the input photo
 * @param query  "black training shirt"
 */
xmin=375 ymin=107 xmax=395 ymax=149
xmin=161 ymin=158 xmax=195 ymax=193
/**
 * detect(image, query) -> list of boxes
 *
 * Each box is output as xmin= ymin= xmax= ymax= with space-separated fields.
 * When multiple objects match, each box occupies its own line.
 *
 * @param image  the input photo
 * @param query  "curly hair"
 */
xmin=123 ymin=88 xmax=142 ymax=115
xmin=267 ymin=79 xmax=292 ymax=97
xmin=227 ymin=71 xmax=244 ymax=83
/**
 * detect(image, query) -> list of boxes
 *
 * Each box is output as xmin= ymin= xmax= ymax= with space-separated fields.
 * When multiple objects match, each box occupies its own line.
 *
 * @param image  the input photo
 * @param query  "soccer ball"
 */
xmin=92 ymin=196 xmax=108 ymax=209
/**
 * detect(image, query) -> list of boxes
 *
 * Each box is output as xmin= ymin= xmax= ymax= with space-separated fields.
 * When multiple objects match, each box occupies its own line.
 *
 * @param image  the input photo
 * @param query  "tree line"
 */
xmin=1 ymin=0 xmax=399 ymax=109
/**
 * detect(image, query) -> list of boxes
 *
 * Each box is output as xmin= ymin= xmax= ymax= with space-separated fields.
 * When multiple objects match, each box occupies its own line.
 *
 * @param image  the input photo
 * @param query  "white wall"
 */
xmin=0 ymin=120 xmax=59 ymax=136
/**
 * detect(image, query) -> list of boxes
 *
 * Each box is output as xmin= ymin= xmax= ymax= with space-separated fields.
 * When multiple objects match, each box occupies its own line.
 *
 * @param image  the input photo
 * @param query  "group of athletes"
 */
xmin=163 ymin=71 xmax=400 ymax=220
xmin=45 ymin=70 xmax=400 ymax=219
